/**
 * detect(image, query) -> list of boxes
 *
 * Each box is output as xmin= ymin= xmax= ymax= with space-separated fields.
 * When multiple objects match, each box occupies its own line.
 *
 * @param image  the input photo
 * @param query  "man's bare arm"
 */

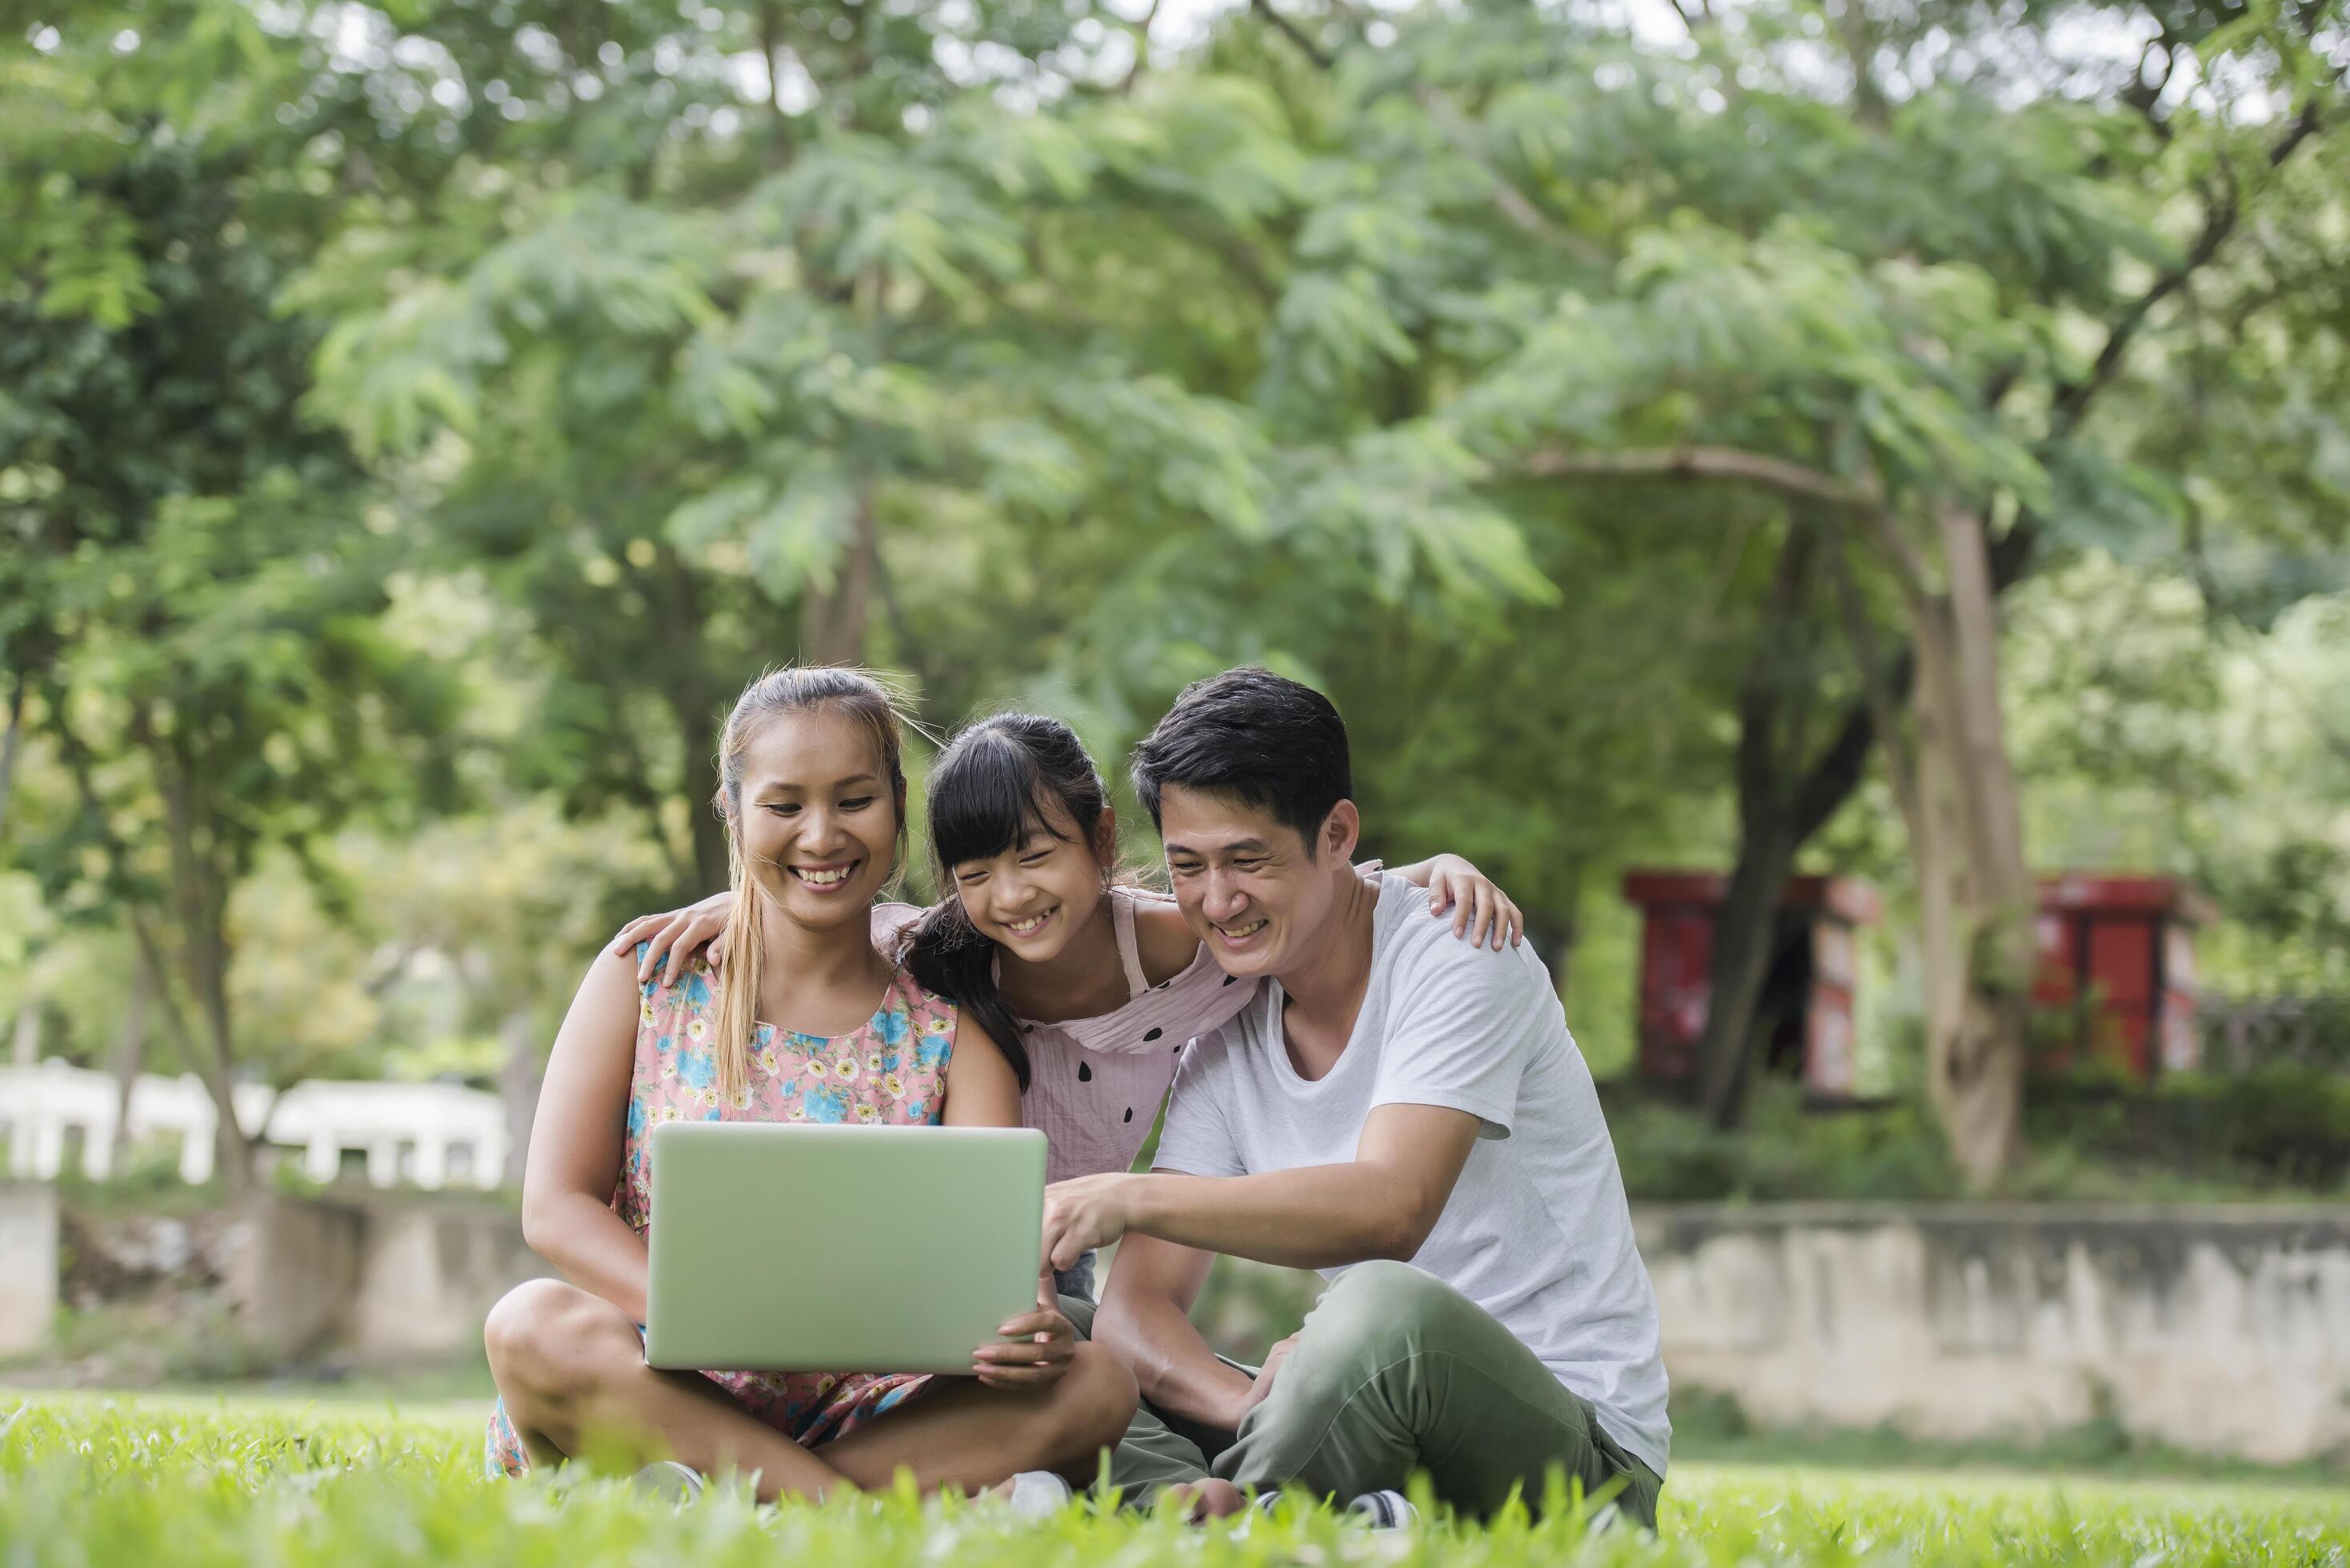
xmin=1095 ymin=1229 xmax=1256 ymax=1432
xmin=1043 ymin=1104 xmax=1483 ymax=1274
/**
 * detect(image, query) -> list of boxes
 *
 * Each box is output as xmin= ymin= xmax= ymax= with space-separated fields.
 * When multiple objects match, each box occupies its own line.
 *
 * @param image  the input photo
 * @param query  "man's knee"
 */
xmin=1307 ymin=1261 xmax=1469 ymax=1355
xmin=483 ymin=1278 xmax=635 ymax=1401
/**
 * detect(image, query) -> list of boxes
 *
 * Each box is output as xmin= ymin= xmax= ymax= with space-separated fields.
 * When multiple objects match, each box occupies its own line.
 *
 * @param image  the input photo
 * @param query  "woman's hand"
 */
xmin=970 ymin=1282 xmax=1079 ymax=1390
xmin=607 ymin=892 xmax=734 ymax=988
xmin=1423 ymin=854 xmax=1523 ymax=950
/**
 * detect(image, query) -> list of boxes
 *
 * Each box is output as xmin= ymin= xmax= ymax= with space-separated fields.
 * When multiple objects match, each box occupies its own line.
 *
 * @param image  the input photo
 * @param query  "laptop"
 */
xmin=643 ymin=1121 xmax=1048 ymax=1374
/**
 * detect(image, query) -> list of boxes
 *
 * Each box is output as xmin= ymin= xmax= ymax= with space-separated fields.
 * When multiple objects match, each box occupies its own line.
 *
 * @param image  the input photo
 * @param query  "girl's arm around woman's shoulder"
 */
xmin=941 ymin=1008 xmax=1023 ymax=1128
xmin=519 ymin=942 xmax=658 ymax=1321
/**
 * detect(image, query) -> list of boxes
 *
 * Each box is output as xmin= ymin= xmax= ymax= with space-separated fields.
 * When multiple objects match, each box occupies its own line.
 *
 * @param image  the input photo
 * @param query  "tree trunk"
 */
xmin=498 ymin=1008 xmax=542 ymax=1189
xmin=1695 ymin=826 xmax=1800 ymax=1122
xmin=0 ymin=673 xmax=23 ymax=846
xmin=1694 ymin=522 xmax=2038 ymax=1112
xmin=672 ymin=686 xmax=734 ymax=902
xmin=113 ymin=954 xmax=148 ymax=1142
xmin=1695 ymin=522 xmax=1815 ymax=1124
xmin=144 ymin=723 xmax=255 ymax=1198
xmin=803 ymin=491 xmax=877 ymax=666
xmin=1888 ymin=509 xmax=2035 ymax=1186
xmin=126 ymin=912 xmax=250 ymax=1194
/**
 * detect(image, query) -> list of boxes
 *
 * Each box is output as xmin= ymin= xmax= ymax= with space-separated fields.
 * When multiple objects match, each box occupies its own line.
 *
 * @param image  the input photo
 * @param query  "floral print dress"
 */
xmin=485 ymin=945 xmax=960 ymax=1478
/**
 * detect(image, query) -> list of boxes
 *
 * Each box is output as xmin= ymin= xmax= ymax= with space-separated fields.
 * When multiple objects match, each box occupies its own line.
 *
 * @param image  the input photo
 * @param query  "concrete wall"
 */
xmin=0 ymin=1186 xmax=58 ymax=1355
xmin=343 ymin=1202 xmax=550 ymax=1361
xmin=0 ymin=1190 xmax=546 ymax=1367
xmin=1638 ymin=1203 xmax=2350 ymax=1464
xmin=10 ymin=1190 xmax=2349 ymax=1464
xmin=226 ymin=1195 xmax=367 ymax=1358
xmin=227 ymin=1194 xmax=549 ymax=1362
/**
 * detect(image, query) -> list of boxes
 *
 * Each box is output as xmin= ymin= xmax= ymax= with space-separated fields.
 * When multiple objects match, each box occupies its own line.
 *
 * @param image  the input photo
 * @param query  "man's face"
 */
xmin=1158 ymin=783 xmax=1354 ymax=982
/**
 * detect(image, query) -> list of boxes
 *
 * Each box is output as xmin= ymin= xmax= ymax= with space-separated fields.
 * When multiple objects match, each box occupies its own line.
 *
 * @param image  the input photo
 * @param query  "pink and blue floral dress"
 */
xmin=485 ymin=946 xmax=960 ymax=1478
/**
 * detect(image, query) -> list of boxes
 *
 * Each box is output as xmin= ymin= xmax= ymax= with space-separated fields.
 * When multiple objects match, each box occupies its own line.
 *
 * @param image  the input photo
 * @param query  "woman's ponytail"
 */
xmin=710 ymin=830 xmax=768 ymax=1108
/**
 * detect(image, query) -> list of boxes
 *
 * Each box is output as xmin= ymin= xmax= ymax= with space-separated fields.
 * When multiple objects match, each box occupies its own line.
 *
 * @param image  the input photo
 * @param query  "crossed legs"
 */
xmin=1208 ymin=1260 xmax=1661 ymax=1526
xmin=483 ymin=1278 xmax=1137 ymax=1502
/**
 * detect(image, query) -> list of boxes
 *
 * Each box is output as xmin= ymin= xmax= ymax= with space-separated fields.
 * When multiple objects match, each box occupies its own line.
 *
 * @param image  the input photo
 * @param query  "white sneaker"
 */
xmin=1347 ymin=1489 xmax=1418 ymax=1528
xmin=1002 ymin=1470 xmax=1073 ymax=1519
xmin=631 ymin=1459 xmax=705 ymax=1503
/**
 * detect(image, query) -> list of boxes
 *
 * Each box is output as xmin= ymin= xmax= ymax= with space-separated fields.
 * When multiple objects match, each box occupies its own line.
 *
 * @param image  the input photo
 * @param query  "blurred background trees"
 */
xmin=3 ymin=0 xmax=2345 ymax=1192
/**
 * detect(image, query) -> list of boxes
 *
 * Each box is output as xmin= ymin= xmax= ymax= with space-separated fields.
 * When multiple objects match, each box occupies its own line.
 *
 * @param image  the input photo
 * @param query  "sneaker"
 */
xmin=1346 ymin=1490 xmax=1418 ymax=1528
xmin=1001 ymin=1470 xmax=1073 ymax=1519
xmin=631 ymin=1459 xmax=705 ymax=1503
xmin=1224 ymin=1488 xmax=1283 ymax=1537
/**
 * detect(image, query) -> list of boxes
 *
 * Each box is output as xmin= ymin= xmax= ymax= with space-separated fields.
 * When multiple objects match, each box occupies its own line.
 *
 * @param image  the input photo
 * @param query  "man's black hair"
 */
xmin=1129 ymin=667 xmax=1351 ymax=856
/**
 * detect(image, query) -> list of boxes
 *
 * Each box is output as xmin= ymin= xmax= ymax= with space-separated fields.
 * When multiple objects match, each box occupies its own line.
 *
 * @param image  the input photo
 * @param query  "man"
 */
xmin=1042 ymin=667 xmax=1668 ymax=1526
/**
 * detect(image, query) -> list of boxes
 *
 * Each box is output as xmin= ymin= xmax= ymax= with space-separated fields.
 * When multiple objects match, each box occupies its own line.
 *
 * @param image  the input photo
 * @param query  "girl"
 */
xmin=616 ymin=711 xmax=1524 ymax=1288
xmin=483 ymin=670 xmax=1136 ymax=1502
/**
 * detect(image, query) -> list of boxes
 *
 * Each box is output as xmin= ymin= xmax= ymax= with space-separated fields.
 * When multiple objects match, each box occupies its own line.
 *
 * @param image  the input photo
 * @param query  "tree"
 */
xmin=1171 ymin=0 xmax=2344 ymax=1177
xmin=2 ymin=2 xmax=458 ymax=1190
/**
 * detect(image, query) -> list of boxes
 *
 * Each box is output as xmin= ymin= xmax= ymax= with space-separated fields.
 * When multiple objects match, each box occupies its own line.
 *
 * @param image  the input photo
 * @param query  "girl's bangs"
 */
xmin=927 ymin=734 xmax=1072 ymax=868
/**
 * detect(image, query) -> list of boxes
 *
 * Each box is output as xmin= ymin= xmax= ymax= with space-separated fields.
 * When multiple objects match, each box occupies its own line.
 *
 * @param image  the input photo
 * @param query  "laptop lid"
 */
xmin=643 ymin=1122 xmax=1047 ymax=1375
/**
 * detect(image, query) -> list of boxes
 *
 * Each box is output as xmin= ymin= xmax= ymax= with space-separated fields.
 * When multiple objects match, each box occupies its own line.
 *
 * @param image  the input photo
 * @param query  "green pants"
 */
xmin=1064 ymin=1261 xmax=1660 ymax=1526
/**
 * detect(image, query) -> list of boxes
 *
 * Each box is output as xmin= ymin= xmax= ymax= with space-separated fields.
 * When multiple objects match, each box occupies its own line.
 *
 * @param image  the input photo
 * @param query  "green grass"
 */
xmin=2 ymin=1393 xmax=2344 ymax=1566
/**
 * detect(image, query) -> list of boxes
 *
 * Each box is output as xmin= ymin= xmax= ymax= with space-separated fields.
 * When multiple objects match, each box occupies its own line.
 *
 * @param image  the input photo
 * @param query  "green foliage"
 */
xmin=1598 ymin=1067 xmax=2350 ymax=1203
xmin=2027 ymin=1066 xmax=2350 ymax=1193
xmin=1605 ymin=1086 xmax=1966 ymax=1204
xmin=3 ymin=0 xmax=2348 ymax=1152
xmin=3 ymin=1396 xmax=2348 ymax=1566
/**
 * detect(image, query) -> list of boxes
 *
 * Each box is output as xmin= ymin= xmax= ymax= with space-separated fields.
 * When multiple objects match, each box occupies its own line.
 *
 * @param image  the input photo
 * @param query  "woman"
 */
xmin=484 ymin=670 xmax=1136 ymax=1503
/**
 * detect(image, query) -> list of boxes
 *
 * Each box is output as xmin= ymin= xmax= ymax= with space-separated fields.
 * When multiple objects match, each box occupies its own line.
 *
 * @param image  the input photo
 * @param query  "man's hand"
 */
xmin=1041 ymin=1173 xmax=1139 ymax=1273
xmin=969 ymin=1279 xmax=1079 ymax=1390
xmin=1238 ymin=1332 xmax=1299 ymax=1418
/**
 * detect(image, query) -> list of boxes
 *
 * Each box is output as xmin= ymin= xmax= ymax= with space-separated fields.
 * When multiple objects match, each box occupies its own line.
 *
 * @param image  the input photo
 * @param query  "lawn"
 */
xmin=1 ymin=1392 xmax=2344 ymax=1566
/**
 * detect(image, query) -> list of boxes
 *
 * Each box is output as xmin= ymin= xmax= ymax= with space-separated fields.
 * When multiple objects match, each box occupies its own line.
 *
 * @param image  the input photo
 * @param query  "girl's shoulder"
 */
xmin=1123 ymin=886 xmax=1209 ymax=986
xmin=870 ymin=900 xmax=926 ymax=954
xmin=1045 ymin=891 xmax=1257 ymax=1050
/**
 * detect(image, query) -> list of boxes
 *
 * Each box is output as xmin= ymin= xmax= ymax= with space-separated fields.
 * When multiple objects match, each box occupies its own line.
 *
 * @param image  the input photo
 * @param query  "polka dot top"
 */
xmin=875 ymin=887 xmax=1259 ymax=1184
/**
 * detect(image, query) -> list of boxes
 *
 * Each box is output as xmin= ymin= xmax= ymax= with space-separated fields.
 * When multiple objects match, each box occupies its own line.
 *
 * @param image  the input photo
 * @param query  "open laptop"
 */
xmin=643 ymin=1122 xmax=1048 ymax=1374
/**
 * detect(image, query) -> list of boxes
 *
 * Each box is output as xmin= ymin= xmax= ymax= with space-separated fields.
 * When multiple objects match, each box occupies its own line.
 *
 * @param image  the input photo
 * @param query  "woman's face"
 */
xmin=731 ymin=709 xmax=899 ymax=932
xmin=947 ymin=794 xmax=1112 ymax=963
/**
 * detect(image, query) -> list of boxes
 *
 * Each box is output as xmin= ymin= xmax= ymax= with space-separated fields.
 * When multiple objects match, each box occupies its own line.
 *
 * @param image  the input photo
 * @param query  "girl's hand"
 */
xmin=970 ymin=1282 xmax=1079 ymax=1390
xmin=607 ymin=892 xmax=735 ymax=989
xmin=1425 ymin=854 xmax=1523 ymax=950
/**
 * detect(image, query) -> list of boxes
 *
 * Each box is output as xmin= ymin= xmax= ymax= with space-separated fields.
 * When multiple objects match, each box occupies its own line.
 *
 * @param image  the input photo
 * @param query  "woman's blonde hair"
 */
xmin=710 ymin=665 xmax=911 ymax=1106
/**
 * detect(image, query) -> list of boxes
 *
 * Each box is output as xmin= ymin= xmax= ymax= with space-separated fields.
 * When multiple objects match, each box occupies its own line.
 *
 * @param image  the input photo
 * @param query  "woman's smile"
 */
xmin=789 ymin=859 xmax=863 ymax=892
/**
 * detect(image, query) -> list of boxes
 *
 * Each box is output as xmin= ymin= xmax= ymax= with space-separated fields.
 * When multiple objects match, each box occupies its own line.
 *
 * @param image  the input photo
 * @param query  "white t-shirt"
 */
xmin=1152 ymin=874 xmax=1671 ymax=1476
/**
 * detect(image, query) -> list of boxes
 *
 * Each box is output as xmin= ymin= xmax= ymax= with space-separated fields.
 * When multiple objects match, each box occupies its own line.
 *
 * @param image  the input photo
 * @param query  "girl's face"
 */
xmin=947 ymin=794 xmax=1112 ymax=963
xmin=732 ymin=709 xmax=899 ymax=932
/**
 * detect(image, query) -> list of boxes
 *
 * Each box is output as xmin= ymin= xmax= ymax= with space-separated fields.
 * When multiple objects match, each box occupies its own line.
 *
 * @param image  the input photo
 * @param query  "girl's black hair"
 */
xmin=899 ymin=714 xmax=1111 ymax=1092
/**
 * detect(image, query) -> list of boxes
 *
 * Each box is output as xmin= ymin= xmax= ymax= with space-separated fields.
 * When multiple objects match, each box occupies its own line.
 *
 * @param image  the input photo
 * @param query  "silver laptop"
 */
xmin=643 ymin=1122 xmax=1047 ymax=1374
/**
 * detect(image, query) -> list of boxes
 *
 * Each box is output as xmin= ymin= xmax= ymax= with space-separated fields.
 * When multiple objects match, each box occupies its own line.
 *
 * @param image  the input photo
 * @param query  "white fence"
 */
xmin=0 ymin=1059 xmax=509 ymax=1190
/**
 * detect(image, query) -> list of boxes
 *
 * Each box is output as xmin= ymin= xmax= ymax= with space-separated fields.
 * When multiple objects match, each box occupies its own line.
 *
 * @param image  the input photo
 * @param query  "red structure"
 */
xmin=1622 ymin=871 xmax=1883 ymax=1098
xmin=2032 ymin=874 xmax=2215 ymax=1079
